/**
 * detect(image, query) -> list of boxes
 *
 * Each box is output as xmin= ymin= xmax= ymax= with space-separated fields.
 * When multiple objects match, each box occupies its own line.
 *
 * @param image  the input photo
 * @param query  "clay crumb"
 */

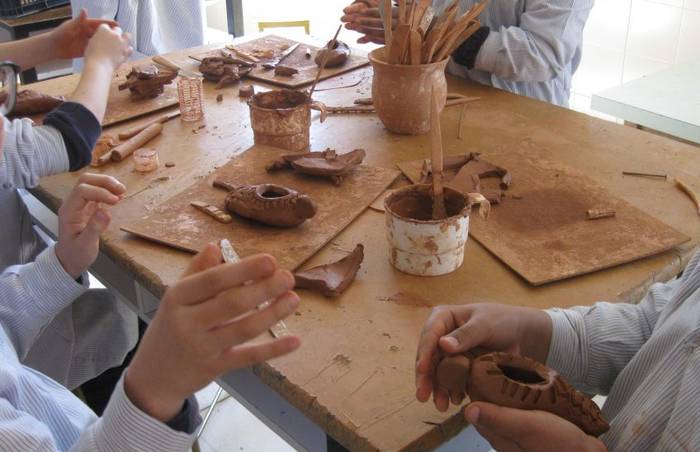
xmin=294 ymin=311 xmax=302 ymax=316
xmin=198 ymin=124 xmax=206 ymax=130
xmin=333 ymin=354 xmax=351 ymax=366
xmin=216 ymin=94 xmax=223 ymax=102
xmin=165 ymin=161 xmax=175 ymax=168
xmin=382 ymin=332 xmax=391 ymax=338
xmin=378 ymin=292 xmax=433 ymax=308
xmin=389 ymin=345 xmax=399 ymax=352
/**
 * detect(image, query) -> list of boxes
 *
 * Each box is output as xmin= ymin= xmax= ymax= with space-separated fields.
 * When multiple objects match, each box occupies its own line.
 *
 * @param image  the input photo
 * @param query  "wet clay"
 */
xmin=251 ymin=89 xmax=308 ymax=109
xmin=266 ymin=148 xmax=366 ymax=185
xmin=436 ymin=354 xmax=471 ymax=395
xmin=385 ymin=184 xmax=468 ymax=222
xmin=213 ymin=180 xmax=317 ymax=227
xmin=436 ymin=353 xmax=610 ymax=437
xmin=274 ymin=65 xmax=299 ymax=77
xmin=294 ymin=244 xmax=364 ymax=297
xmin=1 ymin=89 xmax=64 ymax=116
xmin=199 ymin=56 xmax=252 ymax=89
xmin=315 ymin=40 xmax=351 ymax=68
xmin=118 ymin=65 xmax=177 ymax=100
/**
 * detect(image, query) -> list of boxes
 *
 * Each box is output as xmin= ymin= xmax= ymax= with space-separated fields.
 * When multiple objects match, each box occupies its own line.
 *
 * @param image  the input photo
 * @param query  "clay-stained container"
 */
xmin=248 ymin=89 xmax=312 ymax=152
xmin=369 ymin=48 xmax=448 ymax=135
xmin=384 ymin=184 xmax=489 ymax=276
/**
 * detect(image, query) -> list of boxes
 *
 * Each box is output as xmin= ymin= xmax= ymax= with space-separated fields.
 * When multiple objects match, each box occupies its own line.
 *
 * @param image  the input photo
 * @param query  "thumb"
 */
xmin=182 ymin=243 xmax=223 ymax=277
xmin=78 ymin=8 xmax=88 ymax=22
xmin=439 ymin=320 xmax=487 ymax=354
xmin=76 ymin=208 xmax=110 ymax=247
xmin=465 ymin=402 xmax=532 ymax=439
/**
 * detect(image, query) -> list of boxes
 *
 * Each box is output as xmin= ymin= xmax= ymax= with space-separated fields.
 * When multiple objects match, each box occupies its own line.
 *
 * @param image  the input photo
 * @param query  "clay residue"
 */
xmin=385 ymin=185 xmax=467 ymax=222
xmin=294 ymin=244 xmax=364 ymax=297
xmin=252 ymin=89 xmax=309 ymax=110
xmin=378 ymin=292 xmax=433 ymax=308
xmin=495 ymin=188 xmax=591 ymax=232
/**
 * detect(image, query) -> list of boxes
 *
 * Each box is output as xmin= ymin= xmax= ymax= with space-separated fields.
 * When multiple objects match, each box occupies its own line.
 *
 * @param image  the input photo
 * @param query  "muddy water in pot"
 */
xmin=248 ymin=89 xmax=311 ymax=152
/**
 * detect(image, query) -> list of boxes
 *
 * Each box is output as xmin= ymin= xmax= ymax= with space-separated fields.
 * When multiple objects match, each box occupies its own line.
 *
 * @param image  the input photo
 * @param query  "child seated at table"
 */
xmin=0 ymin=13 xmax=136 ymax=407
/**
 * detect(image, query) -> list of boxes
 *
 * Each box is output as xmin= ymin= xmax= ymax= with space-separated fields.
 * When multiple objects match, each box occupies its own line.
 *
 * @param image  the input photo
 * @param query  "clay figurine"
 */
xmin=118 ymin=64 xmax=177 ymax=100
xmin=294 ymin=244 xmax=364 ymax=297
xmin=266 ymin=148 xmax=366 ymax=185
xmin=436 ymin=353 xmax=610 ymax=437
xmin=0 ymin=89 xmax=64 ymax=116
xmin=199 ymin=56 xmax=252 ymax=89
xmin=213 ymin=180 xmax=317 ymax=227
xmin=315 ymin=40 xmax=351 ymax=68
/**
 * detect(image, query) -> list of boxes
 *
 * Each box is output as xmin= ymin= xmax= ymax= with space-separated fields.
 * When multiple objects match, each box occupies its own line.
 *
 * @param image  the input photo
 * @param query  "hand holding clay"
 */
xmin=83 ymin=24 xmax=132 ymax=71
xmin=465 ymin=401 xmax=608 ymax=451
xmin=49 ymin=8 xmax=118 ymax=60
xmin=124 ymin=246 xmax=301 ymax=423
xmin=415 ymin=303 xmax=552 ymax=411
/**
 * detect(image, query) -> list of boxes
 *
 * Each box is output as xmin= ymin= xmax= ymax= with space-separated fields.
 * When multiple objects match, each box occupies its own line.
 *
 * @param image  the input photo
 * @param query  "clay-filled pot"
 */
xmin=384 ymin=184 xmax=489 ymax=276
xmin=369 ymin=48 xmax=448 ymax=135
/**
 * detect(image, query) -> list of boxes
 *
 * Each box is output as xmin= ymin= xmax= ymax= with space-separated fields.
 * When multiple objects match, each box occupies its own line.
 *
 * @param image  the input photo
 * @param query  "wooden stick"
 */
xmin=675 ymin=178 xmax=700 ymax=216
xmin=430 ymin=87 xmax=447 ymax=219
xmin=311 ymin=103 xmax=375 ymax=114
xmin=587 ymin=209 xmax=616 ymax=220
xmin=389 ymin=24 xmax=411 ymax=64
xmin=409 ymin=30 xmax=422 ymax=65
xmin=225 ymin=45 xmax=260 ymax=63
xmin=622 ymin=171 xmax=668 ymax=180
xmin=152 ymin=55 xmax=180 ymax=72
xmin=383 ymin=0 xmax=393 ymax=56
xmin=103 ymin=122 xmax=163 ymax=164
xmin=118 ymin=110 xmax=180 ymax=141
xmin=458 ymin=103 xmax=467 ymax=139
xmin=398 ymin=0 xmax=407 ymax=24
xmin=309 ymin=24 xmax=343 ymax=98
xmin=191 ymin=201 xmax=233 ymax=224
xmin=445 ymin=96 xmax=480 ymax=107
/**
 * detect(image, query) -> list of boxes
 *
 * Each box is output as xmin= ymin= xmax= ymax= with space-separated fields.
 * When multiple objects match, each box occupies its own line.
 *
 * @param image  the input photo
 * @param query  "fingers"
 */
xmin=76 ymin=173 xmax=126 ymax=196
xmin=210 ymin=291 xmax=299 ymax=349
xmin=173 ymin=254 xmax=278 ymax=307
xmin=465 ymin=402 xmax=534 ymax=441
xmin=415 ymin=307 xmax=456 ymax=402
xmin=195 ymin=270 xmax=295 ymax=329
xmin=433 ymin=386 xmax=451 ymax=412
xmin=78 ymin=8 xmax=87 ymax=22
xmin=439 ymin=318 xmax=489 ymax=355
xmin=182 ymin=243 xmax=223 ymax=278
xmin=60 ymin=174 xmax=125 ymax=219
xmin=219 ymin=335 xmax=301 ymax=371
xmin=74 ymin=208 xmax=111 ymax=248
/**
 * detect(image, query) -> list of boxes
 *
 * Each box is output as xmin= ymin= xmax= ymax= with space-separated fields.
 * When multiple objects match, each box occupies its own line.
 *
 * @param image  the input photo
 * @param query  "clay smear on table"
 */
xmin=294 ymin=244 xmax=364 ymax=297
xmin=314 ymin=40 xmax=350 ymax=68
xmin=0 ymin=89 xmax=64 ymax=116
xmin=420 ymin=153 xmax=512 ymax=204
xmin=266 ymin=148 xmax=366 ymax=185
xmin=213 ymin=179 xmax=317 ymax=227
xmin=436 ymin=353 xmax=610 ymax=437
xmin=118 ymin=65 xmax=177 ymax=100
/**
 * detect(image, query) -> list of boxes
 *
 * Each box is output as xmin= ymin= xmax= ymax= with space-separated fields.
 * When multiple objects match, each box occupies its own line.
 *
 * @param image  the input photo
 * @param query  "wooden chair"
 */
xmin=258 ymin=20 xmax=310 ymax=35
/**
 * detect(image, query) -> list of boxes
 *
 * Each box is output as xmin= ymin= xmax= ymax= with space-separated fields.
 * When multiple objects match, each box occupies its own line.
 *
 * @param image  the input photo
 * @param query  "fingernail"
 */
xmin=285 ymin=292 xmax=300 ymax=310
xmin=466 ymin=405 xmax=480 ymax=425
xmin=442 ymin=336 xmax=458 ymax=348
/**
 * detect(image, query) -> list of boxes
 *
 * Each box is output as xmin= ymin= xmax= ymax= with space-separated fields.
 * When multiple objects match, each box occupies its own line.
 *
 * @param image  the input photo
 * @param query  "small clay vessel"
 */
xmin=118 ymin=64 xmax=177 ymax=100
xmin=213 ymin=180 xmax=316 ymax=227
xmin=436 ymin=353 xmax=610 ymax=437
xmin=294 ymin=244 xmax=364 ymax=297
xmin=0 ymin=89 xmax=64 ymax=116
xmin=266 ymin=148 xmax=366 ymax=185
xmin=315 ymin=40 xmax=351 ymax=68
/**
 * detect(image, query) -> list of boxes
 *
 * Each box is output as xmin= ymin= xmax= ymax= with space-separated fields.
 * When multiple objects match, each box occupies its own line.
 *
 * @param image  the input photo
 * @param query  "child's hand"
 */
xmin=124 ymin=246 xmax=301 ymax=422
xmin=83 ymin=23 xmax=133 ymax=71
xmin=55 ymin=173 xmax=126 ymax=279
xmin=50 ymin=8 xmax=118 ymax=60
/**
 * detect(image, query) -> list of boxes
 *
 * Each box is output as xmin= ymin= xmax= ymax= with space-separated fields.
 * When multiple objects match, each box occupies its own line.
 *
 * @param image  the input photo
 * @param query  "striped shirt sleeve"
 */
xmin=0 ymin=245 xmax=87 ymax=358
xmin=0 ymin=116 xmax=69 ymax=189
xmin=545 ymin=276 xmax=682 ymax=395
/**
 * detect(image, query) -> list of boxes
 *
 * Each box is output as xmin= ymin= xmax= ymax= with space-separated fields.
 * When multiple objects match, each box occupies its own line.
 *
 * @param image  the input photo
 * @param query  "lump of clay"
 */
xmin=0 ymin=89 xmax=64 ymax=116
xmin=266 ymin=148 xmax=366 ymax=185
xmin=274 ymin=65 xmax=298 ymax=77
xmin=315 ymin=41 xmax=351 ymax=68
xmin=294 ymin=244 xmax=364 ymax=297
xmin=199 ymin=57 xmax=253 ymax=89
xmin=213 ymin=180 xmax=316 ymax=227
xmin=436 ymin=353 xmax=610 ymax=437
xmin=118 ymin=64 xmax=177 ymax=100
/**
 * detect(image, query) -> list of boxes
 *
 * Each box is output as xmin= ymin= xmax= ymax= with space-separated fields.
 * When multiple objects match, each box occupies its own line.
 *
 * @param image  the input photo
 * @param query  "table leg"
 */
xmin=226 ymin=0 xmax=245 ymax=37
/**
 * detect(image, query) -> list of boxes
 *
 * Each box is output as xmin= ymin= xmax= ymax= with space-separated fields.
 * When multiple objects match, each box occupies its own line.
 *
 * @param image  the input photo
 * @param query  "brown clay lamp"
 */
xmin=118 ymin=64 xmax=177 ymax=100
xmin=436 ymin=353 xmax=610 ymax=437
xmin=213 ymin=180 xmax=317 ymax=227
xmin=266 ymin=148 xmax=366 ymax=185
xmin=294 ymin=244 xmax=364 ymax=297
xmin=430 ymin=87 xmax=447 ymax=219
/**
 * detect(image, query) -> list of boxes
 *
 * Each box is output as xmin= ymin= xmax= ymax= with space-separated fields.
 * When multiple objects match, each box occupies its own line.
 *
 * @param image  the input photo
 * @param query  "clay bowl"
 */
xmin=248 ymin=89 xmax=312 ymax=152
xmin=384 ymin=184 xmax=473 ymax=276
xmin=369 ymin=48 xmax=448 ymax=135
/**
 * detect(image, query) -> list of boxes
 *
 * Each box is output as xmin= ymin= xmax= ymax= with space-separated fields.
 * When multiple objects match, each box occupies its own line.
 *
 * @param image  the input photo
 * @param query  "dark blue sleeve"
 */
xmin=42 ymin=102 xmax=101 ymax=171
xmin=164 ymin=395 xmax=200 ymax=434
xmin=452 ymin=26 xmax=491 ymax=70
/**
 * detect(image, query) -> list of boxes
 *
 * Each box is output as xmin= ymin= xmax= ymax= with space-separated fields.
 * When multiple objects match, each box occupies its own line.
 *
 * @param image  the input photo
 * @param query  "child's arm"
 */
xmin=0 ymin=9 xmax=116 ymax=71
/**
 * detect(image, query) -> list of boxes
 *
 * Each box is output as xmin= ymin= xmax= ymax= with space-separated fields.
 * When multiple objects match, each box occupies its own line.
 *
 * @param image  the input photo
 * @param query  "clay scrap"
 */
xmin=0 ymin=89 xmax=64 ymax=116
xmin=315 ymin=40 xmax=350 ymax=68
xmin=274 ymin=65 xmax=298 ymax=77
xmin=294 ymin=244 xmax=364 ymax=297
xmin=436 ymin=353 xmax=610 ymax=437
xmin=213 ymin=180 xmax=317 ymax=227
xmin=90 ymin=135 xmax=117 ymax=167
xmin=266 ymin=148 xmax=366 ymax=185
xmin=199 ymin=56 xmax=253 ymax=89
xmin=118 ymin=64 xmax=177 ymax=100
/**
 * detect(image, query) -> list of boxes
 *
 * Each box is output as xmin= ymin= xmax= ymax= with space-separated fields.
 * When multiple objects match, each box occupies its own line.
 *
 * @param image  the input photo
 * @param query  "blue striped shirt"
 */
xmin=547 ymin=250 xmax=700 ymax=450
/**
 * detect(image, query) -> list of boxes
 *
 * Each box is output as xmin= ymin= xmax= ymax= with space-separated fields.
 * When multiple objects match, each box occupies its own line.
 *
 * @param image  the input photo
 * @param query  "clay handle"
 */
xmin=467 ymin=193 xmax=490 ymax=220
xmin=310 ymin=101 xmax=328 ymax=123
xmin=109 ymin=122 xmax=163 ymax=163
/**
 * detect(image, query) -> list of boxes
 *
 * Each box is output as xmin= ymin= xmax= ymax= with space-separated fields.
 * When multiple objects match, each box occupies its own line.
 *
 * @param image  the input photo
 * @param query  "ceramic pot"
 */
xmin=369 ymin=48 xmax=448 ymax=135
xmin=384 ymin=184 xmax=489 ymax=276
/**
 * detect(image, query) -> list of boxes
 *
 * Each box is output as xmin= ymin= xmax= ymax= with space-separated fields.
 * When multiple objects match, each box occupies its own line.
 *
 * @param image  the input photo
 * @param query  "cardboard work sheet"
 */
xmin=122 ymin=145 xmax=399 ymax=271
xmin=398 ymin=151 xmax=690 ymax=285
xmin=207 ymin=35 xmax=369 ymax=89
xmin=102 ymin=74 xmax=180 ymax=127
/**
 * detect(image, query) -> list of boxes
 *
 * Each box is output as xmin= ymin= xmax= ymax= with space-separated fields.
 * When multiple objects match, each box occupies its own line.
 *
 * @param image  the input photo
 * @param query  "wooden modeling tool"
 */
xmin=675 ymin=178 xmax=700 ymax=216
xmin=309 ymin=24 xmax=343 ymax=98
xmin=191 ymin=201 xmax=233 ymax=224
xmin=220 ymin=238 xmax=240 ymax=263
xmin=263 ymin=42 xmax=301 ymax=70
xmin=152 ymin=55 xmax=181 ymax=72
xmin=430 ymin=87 xmax=447 ymax=219
xmin=383 ymin=0 xmax=393 ymax=55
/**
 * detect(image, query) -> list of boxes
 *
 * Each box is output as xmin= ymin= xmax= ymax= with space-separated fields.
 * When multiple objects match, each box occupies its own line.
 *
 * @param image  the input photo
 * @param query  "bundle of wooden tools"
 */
xmin=383 ymin=0 xmax=488 ymax=65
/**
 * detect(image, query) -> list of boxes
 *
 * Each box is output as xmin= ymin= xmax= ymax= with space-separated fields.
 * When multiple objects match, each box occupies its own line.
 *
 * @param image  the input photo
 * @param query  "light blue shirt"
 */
xmin=433 ymin=0 xmax=593 ymax=106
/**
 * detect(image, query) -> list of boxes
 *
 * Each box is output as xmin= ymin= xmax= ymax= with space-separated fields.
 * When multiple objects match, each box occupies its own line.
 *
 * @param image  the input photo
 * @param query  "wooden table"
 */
xmin=0 ymin=5 xmax=72 ymax=83
xmin=27 ymin=37 xmax=700 ymax=451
